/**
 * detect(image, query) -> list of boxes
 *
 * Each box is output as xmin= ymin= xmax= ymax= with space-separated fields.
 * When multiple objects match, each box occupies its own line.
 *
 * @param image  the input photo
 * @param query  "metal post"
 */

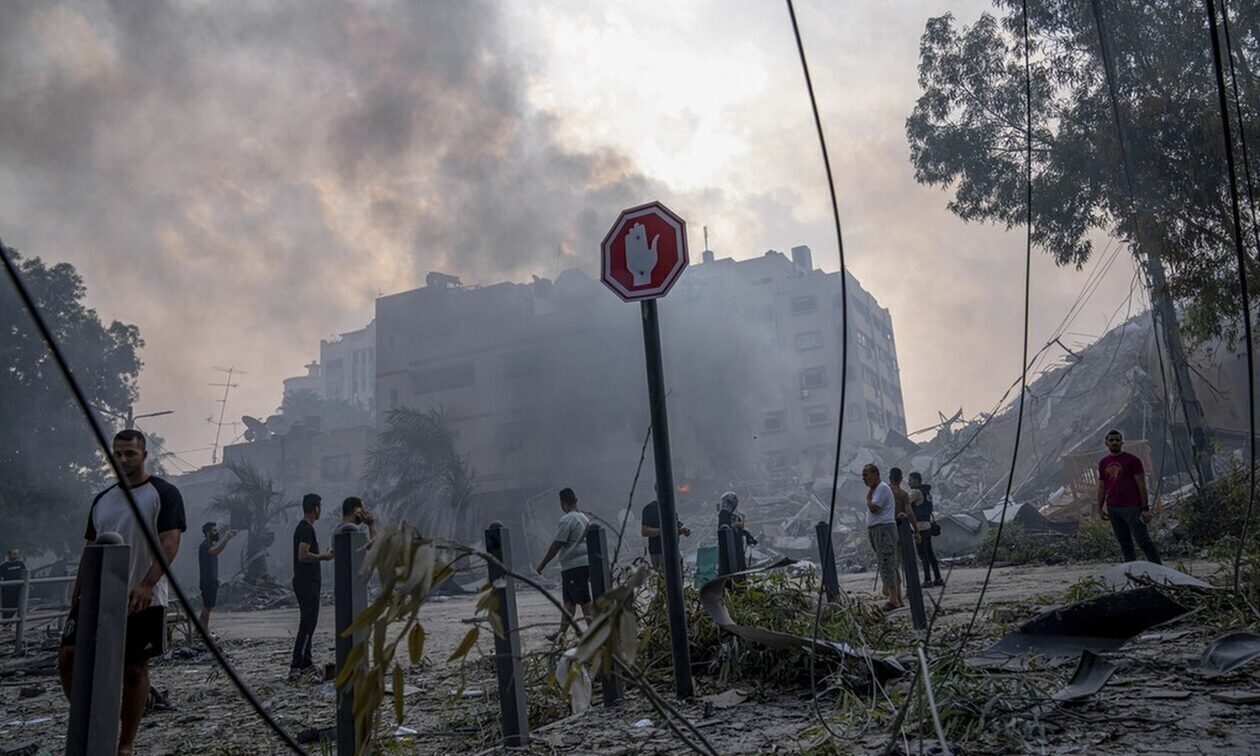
xmin=717 ymin=525 xmax=736 ymax=578
xmin=733 ymin=528 xmax=748 ymax=574
xmin=639 ymin=299 xmax=694 ymax=699
xmin=333 ymin=525 xmax=367 ymax=756
xmin=897 ymin=517 xmax=927 ymax=630
xmin=815 ymin=522 xmax=839 ymax=604
xmin=65 ymin=537 xmax=130 ymax=756
xmin=485 ymin=523 xmax=528 ymax=747
xmin=585 ymin=524 xmax=622 ymax=707
xmin=15 ymin=568 xmax=30 ymax=655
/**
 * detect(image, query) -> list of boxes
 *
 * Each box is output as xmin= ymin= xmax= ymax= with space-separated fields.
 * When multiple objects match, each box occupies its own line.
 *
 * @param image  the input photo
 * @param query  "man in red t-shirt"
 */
xmin=1096 ymin=430 xmax=1161 ymax=564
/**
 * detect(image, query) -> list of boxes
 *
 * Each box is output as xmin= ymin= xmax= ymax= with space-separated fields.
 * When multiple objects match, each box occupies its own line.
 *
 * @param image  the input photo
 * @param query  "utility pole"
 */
xmin=208 ymin=366 xmax=245 ymax=464
xmin=125 ymin=407 xmax=173 ymax=430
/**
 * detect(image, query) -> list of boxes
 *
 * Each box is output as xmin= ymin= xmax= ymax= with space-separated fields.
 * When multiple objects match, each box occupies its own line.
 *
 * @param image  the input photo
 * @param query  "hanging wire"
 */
xmin=781 ymin=0 xmax=860 ymax=740
xmin=1203 ymin=0 xmax=1259 ymax=594
xmin=0 ymin=241 xmax=307 ymax=755
xmin=950 ymin=0 xmax=1036 ymax=664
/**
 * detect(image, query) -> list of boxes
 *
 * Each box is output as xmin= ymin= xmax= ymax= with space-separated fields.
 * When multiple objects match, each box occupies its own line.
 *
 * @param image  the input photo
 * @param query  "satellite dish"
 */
xmin=242 ymin=415 xmax=271 ymax=442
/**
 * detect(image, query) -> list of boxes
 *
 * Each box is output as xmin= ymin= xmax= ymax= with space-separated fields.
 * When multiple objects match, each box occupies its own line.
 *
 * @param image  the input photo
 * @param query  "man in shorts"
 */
xmin=863 ymin=464 xmax=902 ymax=611
xmin=59 ymin=429 xmax=187 ymax=756
xmin=198 ymin=522 xmax=236 ymax=631
xmin=535 ymin=487 xmax=593 ymax=642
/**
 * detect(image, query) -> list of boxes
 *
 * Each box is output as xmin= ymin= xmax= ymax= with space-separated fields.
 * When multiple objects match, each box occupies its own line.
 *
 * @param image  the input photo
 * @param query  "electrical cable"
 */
xmin=1204 ymin=0 xmax=1258 ymax=594
xmin=782 ymin=0 xmax=859 ymax=741
xmin=0 ymin=241 xmax=307 ymax=754
xmin=1219 ymin=0 xmax=1260 ymax=257
xmin=950 ymin=0 xmax=1036 ymax=665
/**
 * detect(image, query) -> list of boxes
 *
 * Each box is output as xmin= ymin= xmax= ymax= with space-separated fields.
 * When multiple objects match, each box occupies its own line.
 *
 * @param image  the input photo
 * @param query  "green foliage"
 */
xmin=210 ymin=460 xmax=290 ymax=582
xmin=363 ymin=408 xmax=476 ymax=541
xmin=0 ymin=246 xmax=143 ymax=555
xmin=907 ymin=2 xmax=1260 ymax=347
xmin=1178 ymin=461 xmax=1255 ymax=552
xmin=638 ymin=570 xmax=910 ymax=687
xmin=976 ymin=518 xmax=1121 ymax=565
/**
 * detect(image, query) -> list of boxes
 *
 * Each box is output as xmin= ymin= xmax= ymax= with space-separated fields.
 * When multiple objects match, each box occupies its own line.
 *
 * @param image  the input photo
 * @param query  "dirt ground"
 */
xmin=2 ymin=560 xmax=1258 ymax=754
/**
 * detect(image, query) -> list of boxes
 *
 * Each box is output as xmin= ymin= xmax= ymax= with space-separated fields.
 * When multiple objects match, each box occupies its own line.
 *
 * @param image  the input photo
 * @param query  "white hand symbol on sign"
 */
xmin=624 ymin=222 xmax=659 ymax=286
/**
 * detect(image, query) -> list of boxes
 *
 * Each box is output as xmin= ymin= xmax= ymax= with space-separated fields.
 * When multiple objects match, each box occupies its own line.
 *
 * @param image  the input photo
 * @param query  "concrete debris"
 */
xmin=1050 ymin=650 xmax=1116 ymax=703
xmin=1097 ymin=562 xmax=1215 ymax=592
xmin=1197 ymin=632 xmax=1260 ymax=679
xmin=1209 ymin=690 xmax=1260 ymax=705
xmin=976 ymin=586 xmax=1188 ymax=662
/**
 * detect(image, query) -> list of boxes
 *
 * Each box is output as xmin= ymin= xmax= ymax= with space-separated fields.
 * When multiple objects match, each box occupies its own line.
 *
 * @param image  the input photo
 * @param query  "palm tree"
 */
xmin=210 ymin=460 xmax=290 ymax=584
xmin=363 ymin=407 xmax=476 ymax=540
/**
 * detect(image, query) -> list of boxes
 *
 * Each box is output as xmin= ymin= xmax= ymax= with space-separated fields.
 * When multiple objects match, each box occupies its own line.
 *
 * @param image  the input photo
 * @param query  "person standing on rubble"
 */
xmin=290 ymin=493 xmax=333 ymax=680
xmin=908 ymin=472 xmax=943 ymax=587
xmin=535 ymin=488 xmax=594 ymax=642
xmin=641 ymin=494 xmax=691 ymax=570
xmin=718 ymin=491 xmax=757 ymax=548
xmin=1097 ymin=430 xmax=1162 ymax=564
xmin=198 ymin=522 xmax=236 ymax=631
xmin=59 ymin=429 xmax=186 ymax=756
xmin=863 ymin=464 xmax=903 ymax=611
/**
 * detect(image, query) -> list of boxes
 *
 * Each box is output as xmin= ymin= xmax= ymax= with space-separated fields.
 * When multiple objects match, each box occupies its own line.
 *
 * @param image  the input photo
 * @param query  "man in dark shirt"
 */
xmin=1 ymin=549 xmax=26 ymax=621
xmin=197 ymin=522 xmax=236 ymax=631
xmin=290 ymin=493 xmax=333 ymax=680
xmin=1097 ymin=430 xmax=1161 ymax=564
xmin=641 ymin=499 xmax=691 ymax=570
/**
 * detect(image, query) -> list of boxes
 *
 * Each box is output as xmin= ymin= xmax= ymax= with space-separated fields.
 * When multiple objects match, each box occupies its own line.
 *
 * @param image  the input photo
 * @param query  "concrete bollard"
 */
xmin=815 ymin=521 xmax=840 ymax=604
xmin=333 ymin=525 xmax=368 ymax=756
xmin=14 ymin=568 xmax=30 ymax=656
xmin=485 ymin=523 xmax=529 ymax=748
xmin=585 ymin=524 xmax=622 ymax=707
xmin=717 ymin=525 xmax=737 ymax=578
xmin=65 ymin=535 xmax=130 ymax=756
xmin=897 ymin=516 xmax=927 ymax=630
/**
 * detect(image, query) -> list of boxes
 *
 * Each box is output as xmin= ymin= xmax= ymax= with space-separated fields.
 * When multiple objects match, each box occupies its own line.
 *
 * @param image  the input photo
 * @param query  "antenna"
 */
xmin=207 ymin=366 xmax=246 ymax=464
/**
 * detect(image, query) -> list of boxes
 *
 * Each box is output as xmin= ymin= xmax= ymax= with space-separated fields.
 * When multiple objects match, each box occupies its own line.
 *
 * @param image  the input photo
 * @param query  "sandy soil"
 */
xmin=1 ymin=560 xmax=1257 ymax=754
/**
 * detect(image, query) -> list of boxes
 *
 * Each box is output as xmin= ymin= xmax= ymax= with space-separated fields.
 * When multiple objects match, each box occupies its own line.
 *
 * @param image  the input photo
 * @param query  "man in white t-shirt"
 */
xmin=862 ymin=464 xmax=902 ymax=611
xmin=535 ymin=487 xmax=592 ymax=642
xmin=59 ymin=429 xmax=187 ymax=756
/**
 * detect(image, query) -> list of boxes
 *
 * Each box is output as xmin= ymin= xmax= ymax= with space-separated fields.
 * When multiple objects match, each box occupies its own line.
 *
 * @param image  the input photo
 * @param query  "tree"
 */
xmin=0 ymin=246 xmax=143 ymax=555
xmin=906 ymin=1 xmax=1260 ymax=346
xmin=210 ymin=460 xmax=290 ymax=584
xmin=363 ymin=407 xmax=476 ymax=541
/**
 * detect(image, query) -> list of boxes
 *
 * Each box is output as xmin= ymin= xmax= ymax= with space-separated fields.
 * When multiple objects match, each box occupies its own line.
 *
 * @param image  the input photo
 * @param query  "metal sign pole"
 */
xmin=15 ymin=568 xmax=30 ymax=656
xmin=639 ymin=298 xmax=694 ymax=700
xmin=897 ymin=517 xmax=927 ymax=630
xmin=333 ymin=526 xmax=367 ymax=756
xmin=65 ymin=540 xmax=130 ymax=756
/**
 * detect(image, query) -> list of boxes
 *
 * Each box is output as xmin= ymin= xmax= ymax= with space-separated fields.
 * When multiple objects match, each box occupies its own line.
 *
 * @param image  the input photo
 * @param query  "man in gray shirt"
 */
xmin=535 ymin=487 xmax=592 ymax=642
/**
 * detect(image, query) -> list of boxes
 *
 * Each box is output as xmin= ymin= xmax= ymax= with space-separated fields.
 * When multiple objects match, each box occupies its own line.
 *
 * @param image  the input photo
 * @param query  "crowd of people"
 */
xmin=14 ymin=425 xmax=1159 ymax=753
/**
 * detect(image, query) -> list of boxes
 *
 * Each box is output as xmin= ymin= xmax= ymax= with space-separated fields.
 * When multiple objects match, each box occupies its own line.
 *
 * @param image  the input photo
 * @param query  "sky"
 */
xmin=0 ymin=0 xmax=1137 ymax=469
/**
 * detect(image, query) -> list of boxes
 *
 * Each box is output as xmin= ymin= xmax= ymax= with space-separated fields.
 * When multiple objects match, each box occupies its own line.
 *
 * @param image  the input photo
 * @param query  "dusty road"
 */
xmin=1 ymin=559 xmax=1256 ymax=754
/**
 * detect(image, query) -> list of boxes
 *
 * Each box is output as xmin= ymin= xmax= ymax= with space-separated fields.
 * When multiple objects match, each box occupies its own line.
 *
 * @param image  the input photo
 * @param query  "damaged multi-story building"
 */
xmin=182 ymin=244 xmax=905 ymax=575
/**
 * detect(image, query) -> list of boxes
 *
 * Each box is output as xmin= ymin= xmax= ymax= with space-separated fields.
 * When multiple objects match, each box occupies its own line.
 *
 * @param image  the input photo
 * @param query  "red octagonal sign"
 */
xmin=600 ymin=200 xmax=689 ymax=302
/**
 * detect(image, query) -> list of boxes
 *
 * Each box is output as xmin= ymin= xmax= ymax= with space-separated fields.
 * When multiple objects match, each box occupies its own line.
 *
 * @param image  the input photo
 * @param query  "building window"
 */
xmin=762 ymin=411 xmax=786 ymax=433
xmin=804 ymin=405 xmax=831 ymax=427
xmin=503 ymin=350 xmax=541 ymax=380
xmin=846 ymin=402 xmax=864 ymax=421
xmin=867 ymin=401 xmax=885 ymax=428
xmin=351 ymin=349 xmax=374 ymax=395
xmin=794 ymin=331 xmax=824 ymax=351
xmin=321 ymin=455 xmax=351 ymax=481
xmin=324 ymin=358 xmax=344 ymax=400
xmin=410 ymin=361 xmax=475 ymax=394
xmin=800 ymin=367 xmax=827 ymax=390
xmin=762 ymin=451 xmax=788 ymax=471
xmin=864 ymin=365 xmax=880 ymax=389
xmin=791 ymin=295 xmax=818 ymax=315
xmin=498 ymin=422 xmax=527 ymax=454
